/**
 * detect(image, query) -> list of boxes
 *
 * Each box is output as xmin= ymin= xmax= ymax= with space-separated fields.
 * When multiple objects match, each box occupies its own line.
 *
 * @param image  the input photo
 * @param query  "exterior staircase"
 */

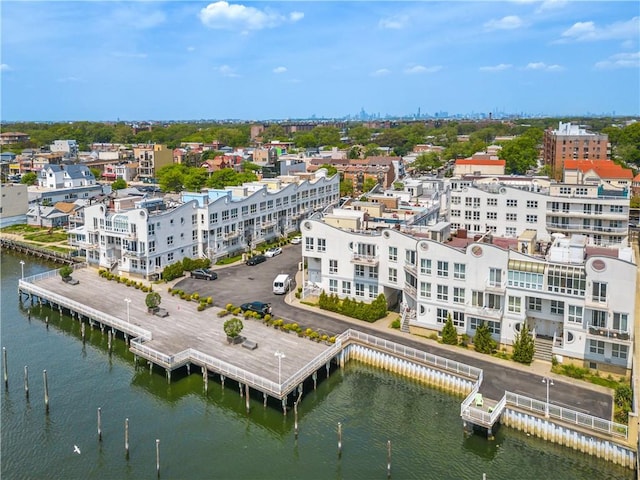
xmin=533 ymin=336 xmax=554 ymax=362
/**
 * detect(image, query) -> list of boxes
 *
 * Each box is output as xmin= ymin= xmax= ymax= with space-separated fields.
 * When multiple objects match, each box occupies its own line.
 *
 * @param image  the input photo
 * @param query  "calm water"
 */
xmin=0 ymin=252 xmax=633 ymax=479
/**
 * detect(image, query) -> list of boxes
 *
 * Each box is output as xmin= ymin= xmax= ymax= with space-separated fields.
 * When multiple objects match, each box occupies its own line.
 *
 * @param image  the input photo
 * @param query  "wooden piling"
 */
xmin=387 ymin=440 xmax=392 ymax=479
xmin=245 ymin=384 xmax=250 ymax=413
xmin=98 ymin=407 xmax=102 ymax=441
xmin=45 ymin=316 xmax=49 ymax=328
xmin=3 ymin=347 xmax=7 ymax=389
xmin=81 ymin=323 xmax=86 ymax=341
xmin=294 ymin=402 xmax=299 ymax=439
xmin=24 ymin=365 xmax=29 ymax=399
xmin=107 ymin=331 xmax=112 ymax=353
xmin=156 ymin=439 xmax=160 ymax=477
xmin=338 ymin=422 xmax=342 ymax=458
xmin=43 ymin=369 xmax=49 ymax=413
xmin=239 ymin=382 xmax=243 ymax=397
xmin=125 ymin=418 xmax=129 ymax=458
xmin=203 ymin=367 xmax=208 ymax=393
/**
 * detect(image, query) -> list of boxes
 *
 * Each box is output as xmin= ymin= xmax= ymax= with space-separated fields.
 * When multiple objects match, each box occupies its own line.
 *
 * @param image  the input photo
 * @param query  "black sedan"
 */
xmin=190 ymin=269 xmax=218 ymax=280
xmin=245 ymin=254 xmax=267 ymax=266
xmin=240 ymin=301 xmax=272 ymax=317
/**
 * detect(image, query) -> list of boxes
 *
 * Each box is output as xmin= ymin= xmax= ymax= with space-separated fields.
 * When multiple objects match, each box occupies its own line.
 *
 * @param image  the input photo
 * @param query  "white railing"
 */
xmin=505 ymin=391 xmax=628 ymax=439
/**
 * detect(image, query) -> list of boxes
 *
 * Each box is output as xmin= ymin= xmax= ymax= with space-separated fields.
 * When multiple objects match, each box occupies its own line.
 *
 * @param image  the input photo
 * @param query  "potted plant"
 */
xmin=224 ymin=317 xmax=244 ymax=344
xmin=59 ymin=265 xmax=78 ymax=284
xmin=145 ymin=291 xmax=161 ymax=314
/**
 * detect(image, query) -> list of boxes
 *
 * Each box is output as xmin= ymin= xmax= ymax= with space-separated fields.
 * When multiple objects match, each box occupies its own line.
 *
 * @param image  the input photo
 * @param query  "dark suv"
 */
xmin=191 ymin=268 xmax=217 ymax=280
xmin=240 ymin=301 xmax=272 ymax=317
xmin=245 ymin=254 xmax=266 ymax=266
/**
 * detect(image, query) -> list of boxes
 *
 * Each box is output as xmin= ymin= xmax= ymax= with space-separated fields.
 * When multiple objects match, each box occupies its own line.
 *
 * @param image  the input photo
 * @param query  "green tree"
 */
xmin=441 ymin=314 xmax=458 ymax=345
xmin=363 ymin=143 xmax=382 ymax=157
xmin=183 ymin=169 xmax=208 ymax=191
xmin=157 ymin=164 xmax=188 ymax=192
xmin=90 ymin=168 xmax=102 ymax=180
xmin=473 ymin=322 xmax=497 ymax=354
xmin=59 ymin=265 xmax=73 ymax=280
xmin=500 ymin=135 xmax=539 ymax=174
xmin=362 ymin=177 xmax=378 ymax=193
xmin=145 ymin=292 xmax=161 ymax=310
xmin=223 ymin=317 xmax=244 ymax=339
xmin=111 ymin=178 xmax=127 ymax=190
xmin=21 ymin=172 xmax=38 ymax=185
xmin=348 ymin=125 xmax=372 ymax=145
xmin=411 ymin=152 xmax=442 ymax=173
xmin=340 ymin=179 xmax=354 ymax=197
xmin=319 ymin=164 xmax=338 ymax=176
xmin=512 ymin=324 xmax=535 ymax=364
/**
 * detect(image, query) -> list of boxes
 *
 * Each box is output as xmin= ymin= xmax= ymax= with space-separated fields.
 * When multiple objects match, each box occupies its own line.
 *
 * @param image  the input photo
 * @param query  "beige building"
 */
xmin=133 ymin=144 xmax=173 ymax=181
xmin=0 ymin=183 xmax=29 ymax=226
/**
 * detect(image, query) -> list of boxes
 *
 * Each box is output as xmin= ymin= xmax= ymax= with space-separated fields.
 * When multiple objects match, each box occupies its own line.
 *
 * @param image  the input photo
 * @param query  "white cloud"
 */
xmin=525 ymin=62 xmax=564 ymax=71
xmin=111 ymin=8 xmax=166 ymax=30
xmin=273 ymin=66 xmax=287 ymax=74
xmin=484 ymin=15 xmax=523 ymax=31
xmin=199 ymin=1 xmax=303 ymax=31
xmin=371 ymin=68 xmax=391 ymax=77
xmin=479 ymin=63 xmax=513 ymax=72
xmin=379 ymin=15 xmax=409 ymax=30
xmin=0 ymin=64 xmax=12 ymax=71
xmin=561 ymin=16 xmax=639 ymax=42
xmin=217 ymin=65 xmax=240 ymax=77
xmin=595 ymin=52 xmax=640 ymax=69
xmin=403 ymin=65 xmax=442 ymax=74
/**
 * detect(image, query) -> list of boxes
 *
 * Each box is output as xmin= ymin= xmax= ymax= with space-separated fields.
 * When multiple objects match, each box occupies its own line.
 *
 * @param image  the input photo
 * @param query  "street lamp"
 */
xmin=274 ymin=350 xmax=286 ymax=385
xmin=124 ymin=298 xmax=131 ymax=324
xmin=542 ymin=377 xmax=554 ymax=417
xmin=20 ymin=260 xmax=25 ymax=279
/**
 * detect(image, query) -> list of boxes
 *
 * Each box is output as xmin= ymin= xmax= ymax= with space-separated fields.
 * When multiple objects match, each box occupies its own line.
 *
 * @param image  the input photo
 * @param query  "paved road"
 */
xmin=176 ymin=244 xmax=613 ymax=419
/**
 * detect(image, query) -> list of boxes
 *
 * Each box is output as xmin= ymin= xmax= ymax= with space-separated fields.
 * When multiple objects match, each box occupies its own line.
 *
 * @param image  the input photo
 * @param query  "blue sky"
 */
xmin=1 ymin=1 xmax=638 ymax=121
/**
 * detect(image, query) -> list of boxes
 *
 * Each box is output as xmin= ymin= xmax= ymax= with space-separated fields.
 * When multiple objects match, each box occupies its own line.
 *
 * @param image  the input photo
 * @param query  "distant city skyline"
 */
xmin=1 ymin=1 xmax=638 ymax=122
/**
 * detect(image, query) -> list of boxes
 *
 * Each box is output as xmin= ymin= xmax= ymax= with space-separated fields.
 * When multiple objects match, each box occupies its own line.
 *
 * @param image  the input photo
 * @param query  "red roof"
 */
xmin=455 ymin=159 xmax=506 ymax=166
xmin=564 ymin=159 xmax=633 ymax=179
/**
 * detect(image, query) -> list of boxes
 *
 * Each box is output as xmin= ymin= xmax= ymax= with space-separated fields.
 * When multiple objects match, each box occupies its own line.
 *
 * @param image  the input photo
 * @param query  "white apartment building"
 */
xmin=50 ymin=140 xmax=79 ymax=158
xmin=448 ymin=176 xmax=629 ymax=247
xmin=302 ymin=217 xmax=636 ymax=373
xmin=70 ymin=173 xmax=340 ymax=279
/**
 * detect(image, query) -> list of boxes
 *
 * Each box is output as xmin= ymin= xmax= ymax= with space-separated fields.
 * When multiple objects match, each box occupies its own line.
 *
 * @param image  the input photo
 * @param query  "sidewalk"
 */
xmin=286 ymin=269 xmax=613 ymax=395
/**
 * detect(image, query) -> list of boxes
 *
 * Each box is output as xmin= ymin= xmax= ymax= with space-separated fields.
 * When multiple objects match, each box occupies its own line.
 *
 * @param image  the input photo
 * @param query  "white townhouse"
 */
xmin=448 ymin=176 xmax=630 ymax=247
xmin=39 ymin=164 xmax=96 ymax=189
xmin=301 ymin=216 xmax=636 ymax=374
xmin=70 ymin=172 xmax=340 ymax=279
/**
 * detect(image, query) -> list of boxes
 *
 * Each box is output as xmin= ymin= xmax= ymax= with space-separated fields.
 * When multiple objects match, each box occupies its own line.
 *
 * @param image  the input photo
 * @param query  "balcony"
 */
xmin=465 ymin=304 xmax=504 ymax=319
xmin=546 ymin=222 xmax=627 ymax=234
xmin=260 ymin=220 xmax=276 ymax=230
xmin=587 ymin=326 xmax=630 ymax=341
xmin=404 ymin=283 xmax=417 ymax=298
xmin=403 ymin=263 xmax=417 ymax=275
xmin=351 ymin=254 xmax=379 ymax=266
xmin=223 ymin=231 xmax=239 ymax=240
xmin=485 ymin=280 xmax=506 ymax=292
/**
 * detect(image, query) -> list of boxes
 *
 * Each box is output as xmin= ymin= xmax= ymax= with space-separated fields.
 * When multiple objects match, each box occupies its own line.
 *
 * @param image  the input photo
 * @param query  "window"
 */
xmin=451 ymin=210 xmax=461 ymax=217
xmin=436 ymin=308 xmax=448 ymax=323
xmin=589 ymin=340 xmax=604 ymax=355
xmin=526 ymin=200 xmax=538 ymax=208
xmin=508 ymin=270 xmax=544 ymax=291
xmin=368 ymin=284 xmax=378 ymax=298
xmin=148 ymin=223 xmax=155 ymax=235
xmin=317 ymin=238 xmax=326 ymax=252
xmin=550 ymin=300 xmax=564 ymax=315
xmin=471 ymin=290 xmax=483 ymax=307
xmin=547 ymin=265 xmax=586 ymax=296
xmin=405 ymin=249 xmax=416 ymax=265
xmin=452 ymin=311 xmax=465 ymax=327
xmin=420 ymin=282 xmax=431 ymax=298
xmin=505 ymin=227 xmax=517 ymax=237
xmin=453 ymin=263 xmax=466 ymax=280
xmin=487 ymin=198 xmax=497 ymax=207
xmin=592 ymin=282 xmax=607 ymax=303
xmin=355 ymin=265 xmax=365 ymax=277
xmin=389 ymin=246 xmax=398 ymax=262
xmin=489 ymin=268 xmax=502 ymax=287
xmin=506 ymin=213 xmax=517 ymax=221
xmin=453 ymin=287 xmax=465 ymax=304
xmin=355 ymin=283 xmax=365 ymax=297
xmin=610 ymin=205 xmax=623 ymax=213
xmin=526 ymin=215 xmax=537 ymax=223
xmin=568 ymin=305 xmax=583 ymax=324
xmin=149 ymin=240 xmax=156 ymax=253
xmin=420 ymin=259 xmax=432 ymax=275
xmin=167 ymin=252 xmax=174 ymax=262
xmin=469 ymin=317 xmax=501 ymax=335
xmin=506 ymin=199 xmax=517 ymax=207
xmin=342 ymin=281 xmax=351 ymax=295
xmin=612 ymin=344 xmax=628 ymax=359
xmin=329 ymin=279 xmax=338 ymax=293
xmin=167 ymin=235 xmax=174 ymax=246
xmin=369 ymin=266 xmax=378 ymax=279
xmin=437 ymin=261 xmax=448 ymax=277
xmin=528 ymin=297 xmax=542 ymax=311
xmin=436 ymin=284 xmax=448 ymax=301
xmin=451 ymin=196 xmax=460 ymax=205
xmin=305 ymin=237 xmax=314 ymax=251
xmin=613 ymin=313 xmax=628 ymax=332
xmin=389 ymin=268 xmax=397 ymax=283
xmin=590 ymin=310 xmax=607 ymax=328
xmin=485 ymin=293 xmax=501 ymax=310
xmin=486 ymin=212 xmax=497 ymax=220
xmin=508 ymin=296 xmax=521 ymax=313
xmin=329 ymin=259 xmax=338 ymax=274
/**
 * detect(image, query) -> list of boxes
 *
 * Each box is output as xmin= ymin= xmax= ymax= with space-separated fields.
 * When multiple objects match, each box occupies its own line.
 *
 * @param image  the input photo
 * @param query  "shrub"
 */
xmin=264 ymin=314 xmax=272 ymax=323
xmin=197 ymin=304 xmax=206 ymax=312
xmin=59 ymin=265 xmax=73 ymax=279
xmin=615 ymin=384 xmax=633 ymax=424
xmin=217 ymin=310 xmax=230 ymax=317
xmin=226 ymin=303 xmax=235 ymax=312
xmin=192 ymin=293 xmax=200 ymax=301
xmin=473 ymin=322 xmax=497 ymax=354
xmin=459 ymin=334 xmax=470 ymax=348
xmin=233 ymin=308 xmax=241 ymax=316
xmin=512 ymin=324 xmax=535 ymax=364
xmin=441 ymin=315 xmax=458 ymax=345
xmin=223 ymin=318 xmax=244 ymax=338
xmin=273 ymin=319 xmax=284 ymax=328
xmin=145 ymin=292 xmax=161 ymax=310
xmin=390 ymin=318 xmax=401 ymax=329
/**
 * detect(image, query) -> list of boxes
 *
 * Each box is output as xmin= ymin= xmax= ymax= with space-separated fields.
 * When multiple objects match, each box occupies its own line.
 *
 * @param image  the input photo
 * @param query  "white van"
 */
xmin=273 ymin=274 xmax=292 ymax=295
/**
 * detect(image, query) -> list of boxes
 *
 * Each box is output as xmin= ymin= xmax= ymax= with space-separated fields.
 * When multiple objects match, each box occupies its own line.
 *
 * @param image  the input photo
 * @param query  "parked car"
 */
xmin=240 ymin=301 xmax=272 ymax=317
xmin=246 ymin=254 xmax=267 ymax=266
xmin=290 ymin=236 xmax=302 ymax=245
xmin=191 ymin=268 xmax=218 ymax=280
xmin=264 ymin=247 xmax=282 ymax=257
